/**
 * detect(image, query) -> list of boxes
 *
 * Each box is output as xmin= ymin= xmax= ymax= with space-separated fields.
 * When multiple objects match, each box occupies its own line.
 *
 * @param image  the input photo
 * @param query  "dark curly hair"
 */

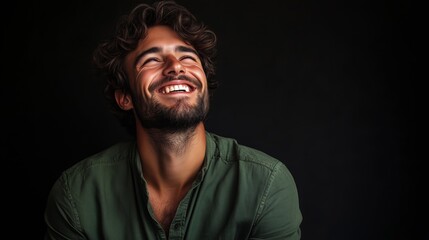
xmin=92 ymin=0 xmax=218 ymax=135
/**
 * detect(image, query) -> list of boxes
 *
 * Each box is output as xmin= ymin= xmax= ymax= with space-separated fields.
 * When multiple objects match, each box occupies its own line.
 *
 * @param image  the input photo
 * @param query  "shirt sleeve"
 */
xmin=250 ymin=161 xmax=302 ymax=240
xmin=44 ymin=173 xmax=87 ymax=240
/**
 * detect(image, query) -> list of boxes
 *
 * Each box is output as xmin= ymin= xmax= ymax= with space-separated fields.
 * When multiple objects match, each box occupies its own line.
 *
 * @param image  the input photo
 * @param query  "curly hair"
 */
xmin=92 ymin=0 xmax=218 ymax=135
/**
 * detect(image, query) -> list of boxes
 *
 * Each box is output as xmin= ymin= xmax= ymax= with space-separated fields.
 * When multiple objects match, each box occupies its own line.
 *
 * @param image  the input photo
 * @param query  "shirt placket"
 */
xmin=167 ymin=191 xmax=191 ymax=239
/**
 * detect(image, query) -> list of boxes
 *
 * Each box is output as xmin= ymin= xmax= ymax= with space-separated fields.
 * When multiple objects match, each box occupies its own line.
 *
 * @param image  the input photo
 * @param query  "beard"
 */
xmin=132 ymin=92 xmax=209 ymax=132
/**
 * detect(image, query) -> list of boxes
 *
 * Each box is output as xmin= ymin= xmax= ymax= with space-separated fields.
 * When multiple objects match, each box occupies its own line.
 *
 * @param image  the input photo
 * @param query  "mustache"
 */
xmin=149 ymin=75 xmax=202 ymax=92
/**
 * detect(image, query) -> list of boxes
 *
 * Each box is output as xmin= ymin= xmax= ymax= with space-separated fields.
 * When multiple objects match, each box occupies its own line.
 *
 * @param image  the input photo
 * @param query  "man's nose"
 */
xmin=163 ymin=55 xmax=185 ymax=76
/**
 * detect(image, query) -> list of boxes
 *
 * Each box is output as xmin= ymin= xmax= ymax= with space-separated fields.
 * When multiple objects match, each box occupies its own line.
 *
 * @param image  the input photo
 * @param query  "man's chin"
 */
xmin=136 ymin=94 xmax=209 ymax=132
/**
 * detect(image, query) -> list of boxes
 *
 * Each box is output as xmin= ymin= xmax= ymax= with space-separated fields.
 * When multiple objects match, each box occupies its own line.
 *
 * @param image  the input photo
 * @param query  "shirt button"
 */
xmin=173 ymin=222 xmax=181 ymax=230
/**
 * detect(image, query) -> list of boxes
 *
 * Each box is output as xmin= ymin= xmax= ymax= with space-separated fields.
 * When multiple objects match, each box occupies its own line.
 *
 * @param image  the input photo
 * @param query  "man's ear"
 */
xmin=114 ymin=90 xmax=133 ymax=110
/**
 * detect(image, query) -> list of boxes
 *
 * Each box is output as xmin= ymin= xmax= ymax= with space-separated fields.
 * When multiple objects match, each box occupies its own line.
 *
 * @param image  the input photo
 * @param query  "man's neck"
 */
xmin=135 ymin=122 xmax=206 ymax=194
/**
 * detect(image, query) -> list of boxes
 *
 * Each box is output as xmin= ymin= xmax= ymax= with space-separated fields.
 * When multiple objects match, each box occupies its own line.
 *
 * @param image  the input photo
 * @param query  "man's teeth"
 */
xmin=161 ymin=84 xmax=190 ymax=93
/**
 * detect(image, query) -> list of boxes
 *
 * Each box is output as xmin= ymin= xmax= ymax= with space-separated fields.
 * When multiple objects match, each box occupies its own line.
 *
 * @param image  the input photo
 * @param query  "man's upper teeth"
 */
xmin=162 ymin=84 xmax=190 ymax=93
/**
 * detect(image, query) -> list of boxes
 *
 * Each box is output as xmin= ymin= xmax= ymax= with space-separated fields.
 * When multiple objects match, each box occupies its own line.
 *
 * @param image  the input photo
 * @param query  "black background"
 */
xmin=3 ymin=0 xmax=418 ymax=239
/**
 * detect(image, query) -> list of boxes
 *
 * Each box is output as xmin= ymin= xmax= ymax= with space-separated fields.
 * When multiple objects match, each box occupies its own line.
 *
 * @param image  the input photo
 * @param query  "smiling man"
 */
xmin=44 ymin=1 xmax=302 ymax=239
xmin=121 ymin=25 xmax=209 ymax=132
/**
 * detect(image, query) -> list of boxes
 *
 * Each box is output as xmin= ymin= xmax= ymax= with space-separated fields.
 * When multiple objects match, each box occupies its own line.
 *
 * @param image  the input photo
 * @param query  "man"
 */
xmin=44 ymin=1 xmax=302 ymax=239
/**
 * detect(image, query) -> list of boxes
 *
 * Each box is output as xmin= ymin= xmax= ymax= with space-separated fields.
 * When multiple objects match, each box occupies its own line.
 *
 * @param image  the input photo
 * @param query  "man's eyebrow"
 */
xmin=176 ymin=46 xmax=198 ymax=55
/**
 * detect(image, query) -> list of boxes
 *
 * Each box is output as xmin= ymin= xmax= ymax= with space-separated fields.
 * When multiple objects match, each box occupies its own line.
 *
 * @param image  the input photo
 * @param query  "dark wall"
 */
xmin=3 ymin=0 xmax=417 ymax=239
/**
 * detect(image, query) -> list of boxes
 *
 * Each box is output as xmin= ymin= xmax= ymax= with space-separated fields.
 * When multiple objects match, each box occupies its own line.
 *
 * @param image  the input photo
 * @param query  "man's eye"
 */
xmin=180 ymin=56 xmax=197 ymax=62
xmin=143 ymin=58 xmax=160 ymax=65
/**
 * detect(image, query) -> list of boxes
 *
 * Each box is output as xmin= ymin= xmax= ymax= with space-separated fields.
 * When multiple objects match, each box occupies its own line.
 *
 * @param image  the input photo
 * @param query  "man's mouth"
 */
xmin=159 ymin=84 xmax=194 ymax=94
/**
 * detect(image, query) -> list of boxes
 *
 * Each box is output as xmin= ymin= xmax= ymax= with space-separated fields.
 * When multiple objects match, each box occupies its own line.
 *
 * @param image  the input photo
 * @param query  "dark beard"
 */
xmin=133 ymin=94 xmax=209 ymax=132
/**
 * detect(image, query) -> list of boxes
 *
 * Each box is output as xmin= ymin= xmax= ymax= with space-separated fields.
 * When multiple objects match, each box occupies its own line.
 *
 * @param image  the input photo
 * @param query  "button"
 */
xmin=173 ymin=222 xmax=181 ymax=230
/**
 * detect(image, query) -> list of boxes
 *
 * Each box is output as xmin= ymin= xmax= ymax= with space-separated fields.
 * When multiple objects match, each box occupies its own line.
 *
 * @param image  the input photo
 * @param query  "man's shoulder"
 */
xmin=63 ymin=141 xmax=135 ymax=179
xmin=47 ymin=141 xmax=137 ymax=213
xmin=207 ymin=132 xmax=283 ymax=171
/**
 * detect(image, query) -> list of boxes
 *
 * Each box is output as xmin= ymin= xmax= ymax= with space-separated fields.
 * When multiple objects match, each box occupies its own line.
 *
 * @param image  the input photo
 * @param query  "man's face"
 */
xmin=123 ymin=25 xmax=209 ymax=130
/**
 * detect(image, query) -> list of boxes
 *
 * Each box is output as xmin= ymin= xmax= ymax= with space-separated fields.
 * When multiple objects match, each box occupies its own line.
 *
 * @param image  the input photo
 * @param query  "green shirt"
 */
xmin=44 ymin=132 xmax=302 ymax=239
